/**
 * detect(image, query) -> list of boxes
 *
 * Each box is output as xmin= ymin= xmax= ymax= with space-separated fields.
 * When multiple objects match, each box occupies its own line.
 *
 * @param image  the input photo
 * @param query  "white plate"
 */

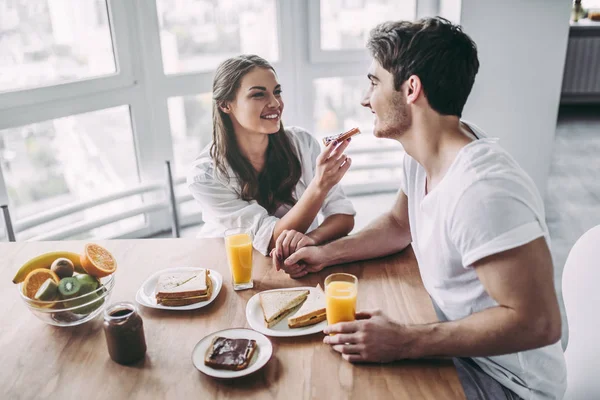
xmin=135 ymin=267 xmax=222 ymax=310
xmin=246 ymin=286 xmax=327 ymax=337
xmin=192 ymin=328 xmax=273 ymax=379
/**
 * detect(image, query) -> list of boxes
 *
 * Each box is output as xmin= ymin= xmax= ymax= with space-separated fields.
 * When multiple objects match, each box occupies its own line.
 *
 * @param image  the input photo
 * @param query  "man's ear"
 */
xmin=219 ymin=101 xmax=232 ymax=114
xmin=405 ymin=75 xmax=422 ymax=105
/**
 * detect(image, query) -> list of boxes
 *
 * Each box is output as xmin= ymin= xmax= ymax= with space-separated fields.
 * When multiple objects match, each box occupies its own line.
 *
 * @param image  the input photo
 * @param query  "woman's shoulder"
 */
xmin=284 ymin=126 xmax=319 ymax=151
xmin=187 ymin=143 xmax=218 ymax=184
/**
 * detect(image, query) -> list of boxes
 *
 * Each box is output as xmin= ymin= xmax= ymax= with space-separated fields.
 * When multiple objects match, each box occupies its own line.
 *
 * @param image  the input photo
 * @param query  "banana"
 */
xmin=12 ymin=251 xmax=85 ymax=284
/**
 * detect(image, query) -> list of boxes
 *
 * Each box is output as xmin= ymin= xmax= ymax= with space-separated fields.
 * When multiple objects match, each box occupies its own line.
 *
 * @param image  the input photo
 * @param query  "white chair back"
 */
xmin=562 ymin=225 xmax=600 ymax=399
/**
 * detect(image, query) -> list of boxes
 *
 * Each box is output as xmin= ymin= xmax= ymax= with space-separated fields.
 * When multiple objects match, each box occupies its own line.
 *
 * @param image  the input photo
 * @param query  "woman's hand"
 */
xmin=271 ymin=230 xmax=317 ymax=274
xmin=313 ymin=138 xmax=352 ymax=192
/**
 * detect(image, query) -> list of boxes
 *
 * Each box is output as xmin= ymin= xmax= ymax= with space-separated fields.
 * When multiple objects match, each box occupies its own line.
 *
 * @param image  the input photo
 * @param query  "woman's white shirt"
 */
xmin=187 ymin=126 xmax=356 ymax=256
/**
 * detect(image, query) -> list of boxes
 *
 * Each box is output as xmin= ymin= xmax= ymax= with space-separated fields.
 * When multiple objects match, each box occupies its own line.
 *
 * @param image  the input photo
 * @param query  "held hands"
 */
xmin=274 ymin=244 xmax=329 ymax=278
xmin=271 ymin=230 xmax=317 ymax=277
xmin=314 ymin=138 xmax=352 ymax=192
xmin=323 ymin=310 xmax=414 ymax=363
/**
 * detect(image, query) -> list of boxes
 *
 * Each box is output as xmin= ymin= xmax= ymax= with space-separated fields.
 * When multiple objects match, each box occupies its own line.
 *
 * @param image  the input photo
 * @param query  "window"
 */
xmin=320 ymin=0 xmax=416 ymax=51
xmin=0 ymin=0 xmax=116 ymax=93
xmin=313 ymin=76 xmax=373 ymax=135
xmin=156 ymin=0 xmax=279 ymax=74
xmin=312 ymin=76 xmax=403 ymax=188
xmin=0 ymin=106 xmax=144 ymax=238
xmin=168 ymin=93 xmax=213 ymax=176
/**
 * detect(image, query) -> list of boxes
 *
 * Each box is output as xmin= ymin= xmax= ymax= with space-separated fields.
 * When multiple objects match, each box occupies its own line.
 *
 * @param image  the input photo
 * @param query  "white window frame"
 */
xmin=0 ymin=0 xmax=437 ymax=241
xmin=0 ymin=0 xmax=136 ymax=109
xmin=307 ymin=0 xmax=439 ymax=63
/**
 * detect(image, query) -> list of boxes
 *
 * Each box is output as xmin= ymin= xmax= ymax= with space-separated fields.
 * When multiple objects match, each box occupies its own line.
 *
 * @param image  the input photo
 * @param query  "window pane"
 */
xmin=320 ymin=0 xmax=416 ymax=50
xmin=168 ymin=93 xmax=213 ymax=176
xmin=157 ymin=0 xmax=279 ymax=74
xmin=0 ymin=106 xmax=145 ymax=239
xmin=0 ymin=0 xmax=116 ymax=93
xmin=313 ymin=76 xmax=404 ymax=186
xmin=313 ymin=76 xmax=374 ymax=136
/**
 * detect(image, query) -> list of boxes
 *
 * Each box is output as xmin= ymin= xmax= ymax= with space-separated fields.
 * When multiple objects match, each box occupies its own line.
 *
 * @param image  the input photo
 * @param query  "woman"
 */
xmin=187 ymin=55 xmax=355 ymax=273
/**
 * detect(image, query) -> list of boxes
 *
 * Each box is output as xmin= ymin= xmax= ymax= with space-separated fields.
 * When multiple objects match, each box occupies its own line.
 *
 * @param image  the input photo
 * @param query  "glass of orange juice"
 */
xmin=325 ymin=273 xmax=358 ymax=327
xmin=224 ymin=228 xmax=254 ymax=291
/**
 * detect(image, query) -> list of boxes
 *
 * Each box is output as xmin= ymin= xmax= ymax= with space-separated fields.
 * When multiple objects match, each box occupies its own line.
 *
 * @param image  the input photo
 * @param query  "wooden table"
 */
xmin=0 ymin=239 xmax=465 ymax=400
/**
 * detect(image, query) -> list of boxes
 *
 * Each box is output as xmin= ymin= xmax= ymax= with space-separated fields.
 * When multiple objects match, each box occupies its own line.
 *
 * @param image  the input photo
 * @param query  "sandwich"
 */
xmin=155 ymin=269 xmax=212 ymax=306
xmin=259 ymin=289 xmax=309 ymax=328
xmin=322 ymin=127 xmax=361 ymax=146
xmin=204 ymin=336 xmax=257 ymax=371
xmin=288 ymin=284 xmax=327 ymax=328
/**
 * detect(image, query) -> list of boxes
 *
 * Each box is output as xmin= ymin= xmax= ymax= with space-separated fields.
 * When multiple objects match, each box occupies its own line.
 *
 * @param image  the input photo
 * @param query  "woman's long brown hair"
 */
xmin=210 ymin=55 xmax=302 ymax=214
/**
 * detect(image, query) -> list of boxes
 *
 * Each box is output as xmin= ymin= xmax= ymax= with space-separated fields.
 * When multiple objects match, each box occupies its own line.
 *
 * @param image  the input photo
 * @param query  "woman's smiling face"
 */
xmin=223 ymin=66 xmax=284 ymax=135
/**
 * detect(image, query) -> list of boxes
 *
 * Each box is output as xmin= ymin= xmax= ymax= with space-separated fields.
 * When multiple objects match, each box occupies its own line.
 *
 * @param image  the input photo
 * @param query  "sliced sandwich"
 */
xmin=155 ymin=269 xmax=211 ymax=306
xmin=288 ymin=284 xmax=326 ymax=328
xmin=259 ymin=289 xmax=309 ymax=328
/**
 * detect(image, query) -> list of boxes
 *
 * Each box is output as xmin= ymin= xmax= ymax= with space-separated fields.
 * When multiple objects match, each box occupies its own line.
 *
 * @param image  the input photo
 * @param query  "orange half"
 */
xmin=81 ymin=243 xmax=117 ymax=278
xmin=22 ymin=268 xmax=60 ymax=300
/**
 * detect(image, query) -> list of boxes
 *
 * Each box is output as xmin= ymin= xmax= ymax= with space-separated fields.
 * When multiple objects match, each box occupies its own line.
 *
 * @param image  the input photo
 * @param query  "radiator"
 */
xmin=562 ymin=35 xmax=600 ymax=97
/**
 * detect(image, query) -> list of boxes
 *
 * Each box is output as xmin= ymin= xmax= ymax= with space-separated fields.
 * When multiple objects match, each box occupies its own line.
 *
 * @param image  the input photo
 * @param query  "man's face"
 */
xmin=361 ymin=60 xmax=411 ymax=139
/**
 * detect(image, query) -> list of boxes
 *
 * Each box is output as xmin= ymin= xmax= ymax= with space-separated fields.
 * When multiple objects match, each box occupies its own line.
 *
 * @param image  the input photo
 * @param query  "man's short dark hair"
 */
xmin=367 ymin=17 xmax=479 ymax=118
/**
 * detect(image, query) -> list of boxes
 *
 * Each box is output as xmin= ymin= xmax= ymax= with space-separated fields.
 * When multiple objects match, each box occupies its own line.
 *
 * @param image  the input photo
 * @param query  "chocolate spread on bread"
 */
xmin=204 ymin=337 xmax=257 ymax=370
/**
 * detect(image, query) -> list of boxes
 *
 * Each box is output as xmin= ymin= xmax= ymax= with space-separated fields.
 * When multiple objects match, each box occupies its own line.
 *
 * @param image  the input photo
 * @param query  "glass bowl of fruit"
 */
xmin=14 ymin=244 xmax=118 ymax=327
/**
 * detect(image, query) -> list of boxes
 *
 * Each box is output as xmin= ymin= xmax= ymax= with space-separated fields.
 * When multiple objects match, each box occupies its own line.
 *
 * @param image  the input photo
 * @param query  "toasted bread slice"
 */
xmin=322 ymin=127 xmax=361 ymax=146
xmin=204 ymin=337 xmax=257 ymax=371
xmin=288 ymin=284 xmax=326 ymax=328
xmin=158 ymin=278 xmax=213 ymax=307
xmin=156 ymin=269 xmax=209 ymax=300
xmin=259 ymin=289 xmax=309 ymax=328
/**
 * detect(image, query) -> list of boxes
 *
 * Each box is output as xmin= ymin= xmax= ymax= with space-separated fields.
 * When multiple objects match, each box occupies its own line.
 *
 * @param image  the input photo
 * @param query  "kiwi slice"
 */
xmin=58 ymin=277 xmax=81 ymax=299
xmin=34 ymin=278 xmax=59 ymax=301
xmin=75 ymin=274 xmax=100 ymax=294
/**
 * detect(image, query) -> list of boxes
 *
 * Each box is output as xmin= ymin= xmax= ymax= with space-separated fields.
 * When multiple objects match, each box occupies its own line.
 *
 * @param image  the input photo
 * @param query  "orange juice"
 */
xmin=225 ymin=233 xmax=253 ymax=285
xmin=325 ymin=281 xmax=357 ymax=325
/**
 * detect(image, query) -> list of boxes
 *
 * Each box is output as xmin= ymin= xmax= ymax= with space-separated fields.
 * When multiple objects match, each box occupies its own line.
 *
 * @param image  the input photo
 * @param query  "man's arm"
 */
xmin=411 ymin=236 xmax=561 ymax=357
xmin=307 ymin=214 xmax=355 ymax=245
xmin=285 ymin=191 xmax=412 ymax=270
xmin=324 ymin=236 xmax=562 ymax=362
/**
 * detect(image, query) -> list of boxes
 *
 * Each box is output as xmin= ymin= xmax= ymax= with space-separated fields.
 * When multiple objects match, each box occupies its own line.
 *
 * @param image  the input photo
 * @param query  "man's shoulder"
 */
xmin=455 ymin=140 xmax=534 ymax=190
xmin=450 ymin=141 xmax=544 ymax=214
xmin=438 ymin=140 xmax=541 ymax=207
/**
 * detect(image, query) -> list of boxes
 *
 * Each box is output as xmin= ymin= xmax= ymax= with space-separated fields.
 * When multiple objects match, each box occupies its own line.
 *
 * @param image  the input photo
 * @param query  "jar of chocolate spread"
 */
xmin=103 ymin=302 xmax=147 ymax=364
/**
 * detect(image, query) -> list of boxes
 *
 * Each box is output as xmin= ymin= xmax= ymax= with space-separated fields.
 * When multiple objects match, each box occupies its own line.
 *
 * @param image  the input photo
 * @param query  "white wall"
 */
xmin=451 ymin=0 xmax=572 ymax=198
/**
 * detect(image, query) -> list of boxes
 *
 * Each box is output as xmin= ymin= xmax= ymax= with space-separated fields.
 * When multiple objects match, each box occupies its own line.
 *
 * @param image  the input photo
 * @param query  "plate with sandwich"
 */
xmin=246 ymin=284 xmax=327 ymax=337
xmin=192 ymin=328 xmax=273 ymax=379
xmin=136 ymin=267 xmax=223 ymax=310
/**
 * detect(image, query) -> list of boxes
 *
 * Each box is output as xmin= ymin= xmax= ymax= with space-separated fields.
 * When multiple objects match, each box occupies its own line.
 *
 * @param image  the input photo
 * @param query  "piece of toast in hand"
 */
xmin=322 ymin=127 xmax=361 ymax=146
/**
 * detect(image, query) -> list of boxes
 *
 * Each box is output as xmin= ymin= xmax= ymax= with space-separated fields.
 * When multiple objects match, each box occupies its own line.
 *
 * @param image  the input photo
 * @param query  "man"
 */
xmin=281 ymin=17 xmax=566 ymax=400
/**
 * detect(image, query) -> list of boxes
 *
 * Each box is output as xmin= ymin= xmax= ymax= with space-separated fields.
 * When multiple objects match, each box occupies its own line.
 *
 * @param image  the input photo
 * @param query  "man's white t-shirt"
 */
xmin=401 ymin=122 xmax=566 ymax=400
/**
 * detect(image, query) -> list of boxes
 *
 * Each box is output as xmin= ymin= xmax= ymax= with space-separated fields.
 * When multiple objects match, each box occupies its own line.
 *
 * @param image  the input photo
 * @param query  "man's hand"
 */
xmin=323 ymin=310 xmax=413 ymax=363
xmin=281 ymin=245 xmax=329 ymax=278
xmin=274 ymin=229 xmax=317 ymax=262
xmin=271 ymin=230 xmax=317 ymax=278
